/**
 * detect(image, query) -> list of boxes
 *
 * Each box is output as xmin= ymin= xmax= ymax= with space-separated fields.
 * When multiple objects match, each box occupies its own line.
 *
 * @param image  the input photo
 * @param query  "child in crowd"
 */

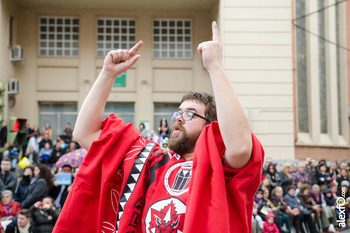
xmin=324 ymin=188 xmax=336 ymax=207
xmin=263 ymin=212 xmax=280 ymax=233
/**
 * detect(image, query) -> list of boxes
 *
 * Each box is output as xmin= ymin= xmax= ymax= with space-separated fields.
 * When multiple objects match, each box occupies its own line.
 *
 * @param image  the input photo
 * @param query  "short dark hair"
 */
xmin=43 ymin=196 xmax=55 ymax=206
xmin=62 ymin=164 xmax=73 ymax=170
xmin=287 ymin=185 xmax=297 ymax=191
xmin=181 ymin=92 xmax=217 ymax=123
xmin=19 ymin=209 xmax=31 ymax=219
xmin=1 ymin=158 xmax=11 ymax=163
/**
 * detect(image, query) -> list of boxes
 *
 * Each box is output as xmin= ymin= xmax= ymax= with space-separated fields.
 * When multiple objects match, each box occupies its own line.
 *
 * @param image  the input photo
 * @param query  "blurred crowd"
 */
xmin=0 ymin=121 xmax=77 ymax=232
xmin=253 ymin=157 xmax=350 ymax=233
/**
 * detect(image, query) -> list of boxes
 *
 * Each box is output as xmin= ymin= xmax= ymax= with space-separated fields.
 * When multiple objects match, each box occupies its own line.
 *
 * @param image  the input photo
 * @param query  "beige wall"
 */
xmin=12 ymin=5 xmax=214 ymax=131
xmin=220 ymin=0 xmax=295 ymax=159
xmin=0 ymin=0 xmax=19 ymax=123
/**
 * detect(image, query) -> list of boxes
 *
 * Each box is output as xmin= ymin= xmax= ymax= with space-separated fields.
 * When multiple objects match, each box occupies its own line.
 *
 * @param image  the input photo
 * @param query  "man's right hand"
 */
xmin=101 ymin=41 xmax=143 ymax=78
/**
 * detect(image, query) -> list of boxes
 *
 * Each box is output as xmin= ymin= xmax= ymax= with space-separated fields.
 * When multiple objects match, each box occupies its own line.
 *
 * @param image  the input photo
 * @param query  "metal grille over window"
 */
xmin=153 ymin=19 xmax=192 ymax=58
xmin=39 ymin=17 xmax=79 ymax=56
xmin=96 ymin=18 xmax=136 ymax=57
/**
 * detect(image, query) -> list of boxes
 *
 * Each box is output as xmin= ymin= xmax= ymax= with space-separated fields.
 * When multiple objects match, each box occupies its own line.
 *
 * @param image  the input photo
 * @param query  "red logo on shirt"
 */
xmin=145 ymin=198 xmax=186 ymax=233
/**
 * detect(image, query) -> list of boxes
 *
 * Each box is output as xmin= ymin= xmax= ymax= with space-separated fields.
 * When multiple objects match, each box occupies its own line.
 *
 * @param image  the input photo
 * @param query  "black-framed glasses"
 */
xmin=171 ymin=111 xmax=211 ymax=123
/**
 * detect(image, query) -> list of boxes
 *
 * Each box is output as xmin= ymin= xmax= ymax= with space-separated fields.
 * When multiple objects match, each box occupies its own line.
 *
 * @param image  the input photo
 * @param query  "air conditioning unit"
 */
xmin=10 ymin=45 xmax=23 ymax=62
xmin=7 ymin=78 xmax=20 ymax=94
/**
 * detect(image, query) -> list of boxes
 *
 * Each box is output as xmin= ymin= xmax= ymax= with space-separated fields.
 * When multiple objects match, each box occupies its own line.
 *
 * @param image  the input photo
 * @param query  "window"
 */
xmin=296 ymin=0 xmax=309 ymax=133
xmin=336 ymin=0 xmax=342 ymax=135
xmin=39 ymin=103 xmax=78 ymax=140
xmin=103 ymin=103 xmax=135 ymax=124
xmin=39 ymin=16 xmax=79 ymax=56
xmin=318 ymin=0 xmax=327 ymax=134
xmin=153 ymin=19 xmax=192 ymax=58
xmin=96 ymin=18 xmax=136 ymax=57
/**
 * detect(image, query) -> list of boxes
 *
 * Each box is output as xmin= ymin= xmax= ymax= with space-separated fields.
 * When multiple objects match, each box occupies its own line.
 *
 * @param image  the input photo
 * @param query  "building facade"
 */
xmin=0 ymin=0 xmax=349 ymax=160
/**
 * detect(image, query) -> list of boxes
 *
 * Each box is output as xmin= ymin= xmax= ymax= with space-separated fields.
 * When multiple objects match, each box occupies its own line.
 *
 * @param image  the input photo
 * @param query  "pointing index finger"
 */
xmin=212 ymin=21 xmax=220 ymax=42
xmin=129 ymin=40 xmax=143 ymax=57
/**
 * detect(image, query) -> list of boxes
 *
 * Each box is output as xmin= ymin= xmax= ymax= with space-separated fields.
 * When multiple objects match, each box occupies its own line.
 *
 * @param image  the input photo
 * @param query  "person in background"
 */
xmin=62 ymin=123 xmax=72 ymax=142
xmin=283 ymin=185 xmax=317 ymax=233
xmin=38 ymin=134 xmax=52 ymax=152
xmin=49 ymin=143 xmax=65 ymax=166
xmin=25 ymin=146 xmax=39 ymax=164
xmin=0 ymin=120 xmax=8 ymax=148
xmin=290 ymin=162 xmax=298 ymax=175
xmin=49 ymin=164 xmax=74 ymax=209
xmin=263 ymin=157 xmax=273 ymax=175
xmin=305 ymin=157 xmax=318 ymax=186
xmin=150 ymin=130 xmax=159 ymax=143
xmin=336 ymin=168 xmax=350 ymax=191
xmin=266 ymin=164 xmax=281 ymax=190
xmin=270 ymin=186 xmax=301 ymax=233
xmin=278 ymin=163 xmax=293 ymax=195
xmin=29 ymin=196 xmax=60 ymax=233
xmin=294 ymin=181 xmax=303 ymax=197
xmin=330 ymin=184 xmax=338 ymax=199
xmin=21 ymin=165 xmax=52 ymax=209
xmin=138 ymin=123 xmax=148 ymax=138
xmin=259 ymin=177 xmax=272 ymax=197
xmin=0 ymin=190 xmax=21 ymax=232
xmin=258 ymin=188 xmax=288 ymax=233
xmin=317 ymin=163 xmax=331 ymax=192
xmin=158 ymin=118 xmax=170 ymax=141
xmin=64 ymin=142 xmax=76 ymax=154
xmin=7 ymin=147 xmax=20 ymax=170
xmin=253 ymin=190 xmax=264 ymax=231
xmin=42 ymin=124 xmax=53 ymax=141
xmin=323 ymin=188 xmax=340 ymax=232
xmin=308 ymin=184 xmax=332 ymax=233
xmin=292 ymin=162 xmax=311 ymax=186
xmin=15 ymin=167 xmax=34 ymax=204
xmin=329 ymin=162 xmax=339 ymax=180
xmin=38 ymin=143 xmax=52 ymax=165
xmin=0 ymin=159 xmax=17 ymax=194
xmin=5 ymin=209 xmax=37 ymax=233
xmin=26 ymin=132 xmax=40 ymax=154
xmin=161 ymin=138 xmax=169 ymax=151
xmin=263 ymin=212 xmax=280 ymax=233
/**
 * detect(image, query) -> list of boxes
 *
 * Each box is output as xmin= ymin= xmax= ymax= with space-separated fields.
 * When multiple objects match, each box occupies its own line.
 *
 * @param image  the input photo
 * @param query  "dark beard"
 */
xmin=168 ymin=123 xmax=201 ymax=156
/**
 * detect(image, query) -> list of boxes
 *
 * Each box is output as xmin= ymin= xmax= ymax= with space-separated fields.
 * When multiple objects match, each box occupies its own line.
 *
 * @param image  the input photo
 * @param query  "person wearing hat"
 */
xmin=161 ymin=138 xmax=169 ymax=151
xmin=257 ymin=188 xmax=288 ymax=233
xmin=49 ymin=165 xmax=74 ymax=209
xmin=253 ymin=189 xmax=264 ymax=231
xmin=284 ymin=185 xmax=317 ymax=233
xmin=263 ymin=212 xmax=280 ymax=233
xmin=323 ymin=188 xmax=340 ymax=231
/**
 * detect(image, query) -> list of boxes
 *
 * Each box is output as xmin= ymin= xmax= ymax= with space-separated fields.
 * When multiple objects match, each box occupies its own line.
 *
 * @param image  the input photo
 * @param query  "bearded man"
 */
xmin=53 ymin=22 xmax=264 ymax=233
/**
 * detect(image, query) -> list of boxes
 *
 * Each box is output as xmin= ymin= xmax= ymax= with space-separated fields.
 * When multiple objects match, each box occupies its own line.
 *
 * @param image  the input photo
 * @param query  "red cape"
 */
xmin=53 ymin=115 xmax=264 ymax=232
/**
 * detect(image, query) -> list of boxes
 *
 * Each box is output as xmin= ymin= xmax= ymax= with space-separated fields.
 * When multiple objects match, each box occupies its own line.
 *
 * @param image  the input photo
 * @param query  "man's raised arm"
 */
xmin=73 ymin=41 xmax=143 ymax=150
xmin=197 ymin=22 xmax=252 ymax=169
